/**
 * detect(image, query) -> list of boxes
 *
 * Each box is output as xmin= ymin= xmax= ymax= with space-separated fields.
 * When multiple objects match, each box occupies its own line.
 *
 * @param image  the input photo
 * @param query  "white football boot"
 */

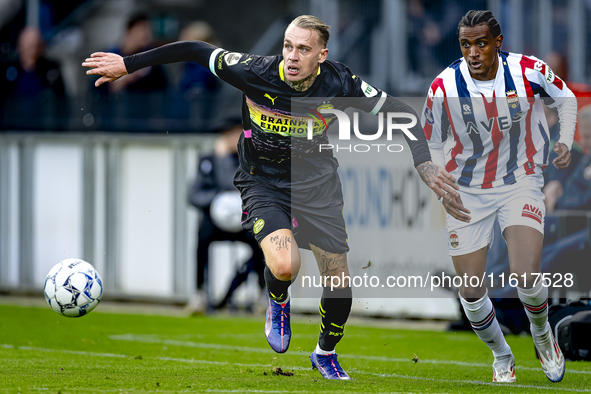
xmin=533 ymin=327 xmax=565 ymax=382
xmin=492 ymin=353 xmax=516 ymax=382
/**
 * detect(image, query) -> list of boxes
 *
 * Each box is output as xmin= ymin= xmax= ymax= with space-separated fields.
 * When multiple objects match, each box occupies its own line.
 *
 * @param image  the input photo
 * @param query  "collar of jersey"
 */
xmin=460 ymin=54 xmax=504 ymax=96
xmin=279 ymin=60 xmax=321 ymax=82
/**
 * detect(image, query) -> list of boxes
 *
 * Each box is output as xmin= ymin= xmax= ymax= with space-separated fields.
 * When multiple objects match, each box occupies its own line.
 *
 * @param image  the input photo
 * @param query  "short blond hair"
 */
xmin=290 ymin=15 xmax=330 ymax=48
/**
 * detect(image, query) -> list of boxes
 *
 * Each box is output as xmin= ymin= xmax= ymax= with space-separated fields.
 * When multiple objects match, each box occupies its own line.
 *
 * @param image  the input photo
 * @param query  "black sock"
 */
xmin=264 ymin=265 xmax=291 ymax=303
xmin=318 ymin=286 xmax=352 ymax=351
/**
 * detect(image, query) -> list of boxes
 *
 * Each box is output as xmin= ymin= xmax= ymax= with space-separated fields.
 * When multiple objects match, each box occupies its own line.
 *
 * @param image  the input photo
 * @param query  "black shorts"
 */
xmin=234 ymin=170 xmax=349 ymax=254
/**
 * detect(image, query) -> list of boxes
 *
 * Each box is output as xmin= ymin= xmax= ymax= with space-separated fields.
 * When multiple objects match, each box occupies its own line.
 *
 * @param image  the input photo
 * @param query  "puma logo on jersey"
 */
xmin=522 ymin=204 xmax=542 ymax=224
xmin=264 ymin=93 xmax=277 ymax=105
xmin=241 ymin=57 xmax=252 ymax=65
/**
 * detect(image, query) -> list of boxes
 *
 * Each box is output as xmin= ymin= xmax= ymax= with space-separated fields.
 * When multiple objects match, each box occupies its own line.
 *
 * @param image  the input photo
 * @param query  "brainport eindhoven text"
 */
xmin=309 ymin=110 xmax=418 ymax=153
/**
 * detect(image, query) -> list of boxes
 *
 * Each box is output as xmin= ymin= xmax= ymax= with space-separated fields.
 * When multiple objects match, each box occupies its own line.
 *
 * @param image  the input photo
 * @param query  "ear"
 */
xmin=496 ymin=34 xmax=504 ymax=49
xmin=318 ymin=47 xmax=329 ymax=64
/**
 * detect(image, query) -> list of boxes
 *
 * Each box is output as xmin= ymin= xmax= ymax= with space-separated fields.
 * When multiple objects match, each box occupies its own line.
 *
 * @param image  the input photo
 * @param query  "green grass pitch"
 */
xmin=1 ymin=301 xmax=590 ymax=393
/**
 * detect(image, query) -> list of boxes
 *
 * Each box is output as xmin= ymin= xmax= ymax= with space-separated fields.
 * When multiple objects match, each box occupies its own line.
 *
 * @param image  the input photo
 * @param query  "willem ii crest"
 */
xmin=506 ymin=90 xmax=519 ymax=109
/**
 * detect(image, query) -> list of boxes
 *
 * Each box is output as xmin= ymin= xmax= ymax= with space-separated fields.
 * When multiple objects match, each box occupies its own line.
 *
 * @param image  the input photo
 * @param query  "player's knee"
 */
xmin=511 ymin=270 xmax=538 ymax=289
xmin=268 ymin=254 xmax=301 ymax=281
xmin=461 ymin=286 xmax=486 ymax=302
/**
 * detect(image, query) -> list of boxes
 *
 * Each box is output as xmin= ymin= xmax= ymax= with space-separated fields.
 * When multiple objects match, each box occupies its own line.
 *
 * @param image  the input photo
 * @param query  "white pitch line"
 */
xmin=108 ymin=334 xmax=591 ymax=375
xmin=2 ymin=344 xmax=589 ymax=393
xmin=25 ymin=389 xmax=357 ymax=394
xmin=368 ymin=372 xmax=591 ymax=393
xmin=0 ymin=343 xmax=308 ymax=370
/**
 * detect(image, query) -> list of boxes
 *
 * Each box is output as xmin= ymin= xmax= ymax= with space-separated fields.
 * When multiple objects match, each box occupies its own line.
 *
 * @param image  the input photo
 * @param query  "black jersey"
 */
xmin=124 ymin=41 xmax=431 ymax=188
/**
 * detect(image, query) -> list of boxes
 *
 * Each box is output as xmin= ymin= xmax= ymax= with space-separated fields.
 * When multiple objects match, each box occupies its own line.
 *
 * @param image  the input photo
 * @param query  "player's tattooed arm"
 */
xmin=285 ymin=71 xmax=318 ymax=92
xmin=270 ymin=235 xmax=292 ymax=251
xmin=417 ymin=161 xmax=471 ymax=222
xmin=417 ymin=161 xmax=460 ymax=203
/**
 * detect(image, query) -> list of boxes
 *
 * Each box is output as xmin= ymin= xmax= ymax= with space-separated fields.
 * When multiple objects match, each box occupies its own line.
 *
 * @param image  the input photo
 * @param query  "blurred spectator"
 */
xmin=186 ymin=119 xmax=265 ymax=314
xmin=545 ymin=51 xmax=591 ymax=144
xmin=168 ymin=21 xmax=220 ymax=129
xmin=544 ymin=105 xmax=591 ymax=212
xmin=0 ymin=26 xmax=65 ymax=129
xmin=177 ymin=22 xmax=218 ymax=100
xmin=104 ymin=13 xmax=166 ymax=94
xmin=93 ymin=13 xmax=167 ymax=129
xmin=407 ymin=0 xmax=484 ymax=79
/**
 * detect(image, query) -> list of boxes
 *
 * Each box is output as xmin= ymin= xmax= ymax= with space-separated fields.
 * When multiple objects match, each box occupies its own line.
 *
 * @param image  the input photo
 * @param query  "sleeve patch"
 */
xmin=361 ymin=80 xmax=378 ymax=98
xmin=545 ymin=66 xmax=555 ymax=84
xmin=224 ymin=52 xmax=242 ymax=66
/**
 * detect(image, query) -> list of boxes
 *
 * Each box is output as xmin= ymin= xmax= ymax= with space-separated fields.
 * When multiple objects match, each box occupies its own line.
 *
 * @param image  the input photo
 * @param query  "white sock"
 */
xmin=315 ymin=343 xmax=335 ymax=355
xmin=460 ymin=292 xmax=512 ymax=359
xmin=517 ymin=280 xmax=550 ymax=337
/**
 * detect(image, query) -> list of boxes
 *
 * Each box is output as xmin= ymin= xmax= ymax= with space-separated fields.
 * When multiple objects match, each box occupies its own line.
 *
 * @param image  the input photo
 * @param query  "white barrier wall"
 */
xmin=33 ymin=143 xmax=84 ymax=287
xmin=0 ymin=133 xmax=458 ymax=320
xmin=120 ymin=146 xmax=174 ymax=297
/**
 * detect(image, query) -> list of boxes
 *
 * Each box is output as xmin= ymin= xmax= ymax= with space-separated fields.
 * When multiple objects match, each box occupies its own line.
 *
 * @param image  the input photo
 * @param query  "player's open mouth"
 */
xmin=470 ymin=61 xmax=482 ymax=69
xmin=287 ymin=66 xmax=299 ymax=75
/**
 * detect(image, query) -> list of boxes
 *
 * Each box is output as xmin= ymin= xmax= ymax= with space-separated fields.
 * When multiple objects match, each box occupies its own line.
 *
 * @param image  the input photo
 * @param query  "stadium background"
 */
xmin=0 ymin=0 xmax=590 ymax=319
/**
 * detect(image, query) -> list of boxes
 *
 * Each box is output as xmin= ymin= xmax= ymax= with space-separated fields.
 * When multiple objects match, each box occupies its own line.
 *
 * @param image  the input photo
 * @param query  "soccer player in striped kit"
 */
xmin=421 ymin=10 xmax=577 ymax=383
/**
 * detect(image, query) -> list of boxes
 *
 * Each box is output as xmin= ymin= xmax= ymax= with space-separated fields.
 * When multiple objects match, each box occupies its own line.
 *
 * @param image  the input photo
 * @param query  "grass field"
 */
xmin=1 ymin=300 xmax=590 ymax=394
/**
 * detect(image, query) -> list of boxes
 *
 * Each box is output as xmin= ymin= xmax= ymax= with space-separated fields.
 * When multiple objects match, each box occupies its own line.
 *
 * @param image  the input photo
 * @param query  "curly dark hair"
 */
xmin=457 ymin=10 xmax=501 ymax=38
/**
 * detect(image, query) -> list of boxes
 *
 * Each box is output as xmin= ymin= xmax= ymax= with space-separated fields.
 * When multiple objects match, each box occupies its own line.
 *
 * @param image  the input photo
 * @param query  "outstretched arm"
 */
xmin=83 ymin=41 xmax=219 ymax=87
xmin=83 ymin=52 xmax=127 ymax=87
xmin=378 ymin=96 xmax=461 ymax=205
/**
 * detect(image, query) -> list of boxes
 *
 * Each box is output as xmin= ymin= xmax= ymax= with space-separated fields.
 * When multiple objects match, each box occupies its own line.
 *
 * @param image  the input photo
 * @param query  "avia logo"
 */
xmin=308 ymin=108 xmax=417 ymax=141
xmin=466 ymin=116 xmax=512 ymax=134
xmin=522 ymin=204 xmax=542 ymax=224
xmin=264 ymin=93 xmax=277 ymax=105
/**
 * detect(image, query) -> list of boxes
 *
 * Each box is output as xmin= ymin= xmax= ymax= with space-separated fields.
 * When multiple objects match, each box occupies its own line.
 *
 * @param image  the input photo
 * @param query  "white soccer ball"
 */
xmin=44 ymin=258 xmax=103 ymax=317
xmin=210 ymin=191 xmax=243 ymax=233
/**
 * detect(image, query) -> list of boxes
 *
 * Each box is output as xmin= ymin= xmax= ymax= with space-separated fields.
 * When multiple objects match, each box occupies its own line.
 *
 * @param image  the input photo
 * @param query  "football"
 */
xmin=44 ymin=258 xmax=103 ymax=317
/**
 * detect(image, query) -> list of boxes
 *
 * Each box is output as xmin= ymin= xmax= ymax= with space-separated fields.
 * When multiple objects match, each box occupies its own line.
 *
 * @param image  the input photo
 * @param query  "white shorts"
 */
xmin=446 ymin=174 xmax=545 ymax=256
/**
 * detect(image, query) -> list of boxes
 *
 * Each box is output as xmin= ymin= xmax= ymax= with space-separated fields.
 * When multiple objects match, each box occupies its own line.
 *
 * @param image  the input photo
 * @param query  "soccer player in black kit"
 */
xmin=84 ymin=15 xmax=460 ymax=380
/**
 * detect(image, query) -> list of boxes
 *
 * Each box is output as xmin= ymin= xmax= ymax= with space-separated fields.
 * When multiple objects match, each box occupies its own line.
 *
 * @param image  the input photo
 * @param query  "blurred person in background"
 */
xmin=177 ymin=22 xmax=219 ymax=105
xmin=544 ymin=51 xmax=591 ymax=144
xmin=544 ymin=104 xmax=591 ymax=212
xmin=187 ymin=119 xmax=265 ymax=314
xmin=422 ymin=10 xmax=576 ymax=383
xmin=94 ymin=13 xmax=167 ymax=127
xmin=169 ymin=21 xmax=220 ymax=127
xmin=102 ymin=13 xmax=166 ymax=94
xmin=0 ymin=26 xmax=65 ymax=128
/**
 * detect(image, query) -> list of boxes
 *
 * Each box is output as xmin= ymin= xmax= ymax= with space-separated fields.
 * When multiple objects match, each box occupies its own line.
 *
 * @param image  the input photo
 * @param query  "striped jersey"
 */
xmin=421 ymin=51 xmax=575 ymax=189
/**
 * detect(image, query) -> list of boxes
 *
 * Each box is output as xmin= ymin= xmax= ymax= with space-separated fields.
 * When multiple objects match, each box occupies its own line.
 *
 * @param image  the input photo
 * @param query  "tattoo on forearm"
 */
xmin=270 ymin=235 xmax=291 ymax=251
xmin=417 ymin=162 xmax=438 ymax=185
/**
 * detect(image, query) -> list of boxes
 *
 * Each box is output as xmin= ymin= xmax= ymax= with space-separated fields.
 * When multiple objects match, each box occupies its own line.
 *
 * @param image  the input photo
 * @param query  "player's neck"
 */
xmin=471 ymin=55 xmax=499 ymax=82
xmin=285 ymin=71 xmax=318 ymax=92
